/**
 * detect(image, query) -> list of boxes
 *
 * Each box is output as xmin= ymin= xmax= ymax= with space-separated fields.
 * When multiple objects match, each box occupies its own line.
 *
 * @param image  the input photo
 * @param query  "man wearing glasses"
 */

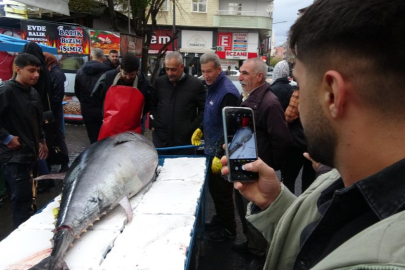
xmin=150 ymin=52 xmax=206 ymax=154
xmin=92 ymin=53 xmax=152 ymax=140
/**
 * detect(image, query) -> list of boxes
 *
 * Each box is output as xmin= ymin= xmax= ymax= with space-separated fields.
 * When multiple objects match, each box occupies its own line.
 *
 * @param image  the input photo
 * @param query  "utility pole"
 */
xmin=128 ymin=0 xmax=131 ymax=33
xmin=172 ymin=0 xmax=175 ymax=51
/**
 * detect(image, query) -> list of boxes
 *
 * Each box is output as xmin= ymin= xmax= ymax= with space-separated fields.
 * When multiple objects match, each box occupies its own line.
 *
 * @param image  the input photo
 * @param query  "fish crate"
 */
xmin=158 ymin=154 xmax=209 ymax=270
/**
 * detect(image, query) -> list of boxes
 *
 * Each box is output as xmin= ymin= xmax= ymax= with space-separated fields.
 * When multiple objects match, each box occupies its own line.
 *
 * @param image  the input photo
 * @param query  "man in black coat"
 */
xmin=75 ymin=48 xmax=111 ymax=144
xmin=0 ymin=54 xmax=48 ymax=229
xmin=150 ymin=52 xmax=206 ymax=154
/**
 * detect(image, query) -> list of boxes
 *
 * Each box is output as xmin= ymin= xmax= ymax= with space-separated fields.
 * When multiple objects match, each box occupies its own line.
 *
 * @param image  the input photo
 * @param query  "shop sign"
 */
xmin=90 ymin=30 xmax=120 ymax=55
xmin=226 ymin=51 xmax=248 ymax=60
xmin=218 ymin=32 xmax=233 ymax=51
xmin=21 ymin=20 xmax=90 ymax=54
xmin=150 ymin=30 xmax=177 ymax=52
xmin=120 ymin=33 xmax=143 ymax=56
xmin=182 ymin=30 xmax=213 ymax=50
xmin=233 ymin=33 xmax=248 ymax=52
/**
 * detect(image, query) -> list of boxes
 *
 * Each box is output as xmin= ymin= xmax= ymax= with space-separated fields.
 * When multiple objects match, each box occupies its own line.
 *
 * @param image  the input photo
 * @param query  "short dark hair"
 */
xmin=14 ymin=53 xmax=41 ymax=68
xmin=121 ymin=53 xmax=140 ymax=73
xmin=289 ymin=0 xmax=405 ymax=115
xmin=109 ymin=50 xmax=118 ymax=54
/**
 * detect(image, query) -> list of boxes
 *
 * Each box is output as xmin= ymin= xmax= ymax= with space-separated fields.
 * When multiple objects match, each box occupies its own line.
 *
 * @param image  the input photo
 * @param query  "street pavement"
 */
xmin=0 ymin=123 xmax=302 ymax=270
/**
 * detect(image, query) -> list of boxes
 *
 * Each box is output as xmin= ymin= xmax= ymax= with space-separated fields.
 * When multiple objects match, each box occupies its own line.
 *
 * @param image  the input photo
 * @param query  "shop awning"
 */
xmin=0 ymin=33 xmax=57 ymax=53
xmin=8 ymin=0 xmax=70 ymax=16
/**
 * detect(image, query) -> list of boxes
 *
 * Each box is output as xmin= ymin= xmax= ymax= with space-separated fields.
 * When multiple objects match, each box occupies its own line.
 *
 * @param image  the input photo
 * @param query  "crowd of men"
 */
xmin=1 ymin=0 xmax=405 ymax=269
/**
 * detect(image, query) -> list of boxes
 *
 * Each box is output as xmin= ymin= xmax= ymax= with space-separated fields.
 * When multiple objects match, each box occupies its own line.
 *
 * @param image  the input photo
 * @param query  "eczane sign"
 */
xmin=226 ymin=51 xmax=248 ymax=60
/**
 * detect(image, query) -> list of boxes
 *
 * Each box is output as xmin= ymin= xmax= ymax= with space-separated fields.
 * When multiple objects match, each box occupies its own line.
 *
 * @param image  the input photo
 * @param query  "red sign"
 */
xmin=150 ymin=30 xmax=177 ymax=52
xmin=216 ymin=51 xmax=258 ymax=60
xmin=226 ymin=51 xmax=248 ymax=59
xmin=218 ymin=32 xmax=232 ymax=51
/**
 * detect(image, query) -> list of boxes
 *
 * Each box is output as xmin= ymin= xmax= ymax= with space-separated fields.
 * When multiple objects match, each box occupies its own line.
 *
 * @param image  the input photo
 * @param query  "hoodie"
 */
xmin=74 ymin=60 xmax=111 ymax=115
xmin=21 ymin=42 xmax=52 ymax=112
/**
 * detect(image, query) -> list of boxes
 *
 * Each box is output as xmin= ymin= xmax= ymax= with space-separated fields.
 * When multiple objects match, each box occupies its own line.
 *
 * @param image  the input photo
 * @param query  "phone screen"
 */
xmin=224 ymin=107 xmax=258 ymax=181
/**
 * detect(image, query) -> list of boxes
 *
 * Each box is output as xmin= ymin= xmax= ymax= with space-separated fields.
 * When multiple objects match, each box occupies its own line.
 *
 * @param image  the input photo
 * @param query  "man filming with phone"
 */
xmin=222 ymin=0 xmax=405 ymax=269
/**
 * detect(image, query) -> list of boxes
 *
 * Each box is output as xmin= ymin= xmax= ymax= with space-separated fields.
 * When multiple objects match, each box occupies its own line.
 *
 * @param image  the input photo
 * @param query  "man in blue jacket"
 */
xmin=191 ymin=53 xmax=239 ymax=242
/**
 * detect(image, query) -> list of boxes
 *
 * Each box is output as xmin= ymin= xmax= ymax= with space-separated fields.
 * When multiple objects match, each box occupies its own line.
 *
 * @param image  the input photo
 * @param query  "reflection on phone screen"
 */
xmin=226 ymin=109 xmax=258 ymax=181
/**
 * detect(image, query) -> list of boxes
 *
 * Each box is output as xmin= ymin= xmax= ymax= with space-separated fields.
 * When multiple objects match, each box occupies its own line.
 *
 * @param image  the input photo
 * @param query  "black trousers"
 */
xmin=207 ymin=156 xmax=236 ymax=233
xmin=281 ymin=146 xmax=316 ymax=194
xmin=82 ymin=112 xmax=103 ymax=144
xmin=2 ymin=162 xmax=35 ymax=229
xmin=234 ymin=190 xmax=268 ymax=257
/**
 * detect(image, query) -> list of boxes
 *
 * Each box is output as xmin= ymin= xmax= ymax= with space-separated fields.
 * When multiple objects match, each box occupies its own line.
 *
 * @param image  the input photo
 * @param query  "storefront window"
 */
xmin=58 ymin=55 xmax=89 ymax=73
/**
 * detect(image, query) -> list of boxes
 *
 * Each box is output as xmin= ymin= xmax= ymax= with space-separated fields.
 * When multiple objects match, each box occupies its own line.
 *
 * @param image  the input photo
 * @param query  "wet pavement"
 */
xmin=0 ymin=123 xmax=300 ymax=270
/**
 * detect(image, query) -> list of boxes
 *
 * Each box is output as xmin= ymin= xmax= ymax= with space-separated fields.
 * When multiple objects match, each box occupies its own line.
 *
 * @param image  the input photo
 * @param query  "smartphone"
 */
xmin=222 ymin=107 xmax=259 ymax=182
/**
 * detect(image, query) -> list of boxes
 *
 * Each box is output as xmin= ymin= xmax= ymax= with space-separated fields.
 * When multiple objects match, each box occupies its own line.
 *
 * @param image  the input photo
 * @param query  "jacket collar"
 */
xmin=319 ymin=157 xmax=405 ymax=220
xmin=270 ymin=77 xmax=290 ymax=86
xmin=240 ymin=82 xmax=271 ymax=108
xmin=207 ymin=71 xmax=226 ymax=91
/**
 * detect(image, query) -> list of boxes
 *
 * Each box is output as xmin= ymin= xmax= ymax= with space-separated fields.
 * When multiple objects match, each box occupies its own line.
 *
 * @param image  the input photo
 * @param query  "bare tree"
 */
xmin=130 ymin=0 xmax=178 ymax=78
xmin=106 ymin=0 xmax=120 ymax=31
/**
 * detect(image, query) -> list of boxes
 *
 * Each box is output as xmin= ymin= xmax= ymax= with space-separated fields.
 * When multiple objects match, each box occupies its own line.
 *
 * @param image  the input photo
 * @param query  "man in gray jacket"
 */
xmin=221 ymin=0 xmax=405 ymax=269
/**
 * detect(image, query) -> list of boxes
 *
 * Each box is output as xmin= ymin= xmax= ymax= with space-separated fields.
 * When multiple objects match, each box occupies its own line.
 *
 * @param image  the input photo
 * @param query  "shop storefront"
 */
xmin=216 ymin=32 xmax=259 ymax=68
xmin=179 ymin=30 xmax=215 ymax=76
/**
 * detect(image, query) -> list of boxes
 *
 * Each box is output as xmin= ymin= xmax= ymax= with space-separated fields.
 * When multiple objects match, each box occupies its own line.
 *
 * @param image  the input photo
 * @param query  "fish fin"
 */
xmin=26 ymin=255 xmax=69 ymax=270
xmin=34 ymin=173 xmax=66 ymax=181
xmin=119 ymin=196 xmax=133 ymax=222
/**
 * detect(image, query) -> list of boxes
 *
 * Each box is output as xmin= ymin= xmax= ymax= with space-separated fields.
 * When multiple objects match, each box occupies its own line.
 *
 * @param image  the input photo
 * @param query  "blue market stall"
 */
xmin=0 ymin=33 xmax=57 ymax=54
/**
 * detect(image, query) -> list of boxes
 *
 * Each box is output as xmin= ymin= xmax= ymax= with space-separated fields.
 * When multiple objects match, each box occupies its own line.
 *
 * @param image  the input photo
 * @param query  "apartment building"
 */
xmin=153 ymin=0 xmax=274 ymax=73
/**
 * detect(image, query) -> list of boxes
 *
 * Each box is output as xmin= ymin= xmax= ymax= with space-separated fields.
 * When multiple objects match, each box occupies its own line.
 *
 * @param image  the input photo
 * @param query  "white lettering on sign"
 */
xmin=151 ymin=35 xmax=171 ymax=45
xmin=27 ymin=25 xmax=46 ymax=31
xmin=225 ymin=51 xmax=248 ymax=60
xmin=221 ymin=35 xmax=229 ymax=47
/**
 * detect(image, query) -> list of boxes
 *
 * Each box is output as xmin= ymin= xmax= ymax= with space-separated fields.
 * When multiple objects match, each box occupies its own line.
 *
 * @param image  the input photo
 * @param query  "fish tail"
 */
xmin=28 ymin=256 xmax=69 ymax=270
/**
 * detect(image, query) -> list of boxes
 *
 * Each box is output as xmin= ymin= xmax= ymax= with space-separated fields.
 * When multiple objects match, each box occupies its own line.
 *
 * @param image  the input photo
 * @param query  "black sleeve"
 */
xmin=214 ymin=93 xmax=239 ymax=158
xmin=91 ymin=73 xmax=107 ymax=102
xmin=190 ymin=81 xmax=206 ymax=133
xmin=0 ymin=87 xmax=11 ymax=142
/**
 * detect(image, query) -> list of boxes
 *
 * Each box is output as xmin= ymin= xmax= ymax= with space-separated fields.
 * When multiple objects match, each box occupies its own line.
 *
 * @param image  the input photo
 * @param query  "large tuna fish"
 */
xmin=228 ymin=126 xmax=253 ymax=157
xmin=28 ymin=132 xmax=158 ymax=270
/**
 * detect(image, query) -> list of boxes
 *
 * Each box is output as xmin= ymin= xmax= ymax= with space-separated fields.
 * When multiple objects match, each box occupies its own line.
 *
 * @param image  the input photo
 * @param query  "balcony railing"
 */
xmin=217 ymin=10 xmax=271 ymax=17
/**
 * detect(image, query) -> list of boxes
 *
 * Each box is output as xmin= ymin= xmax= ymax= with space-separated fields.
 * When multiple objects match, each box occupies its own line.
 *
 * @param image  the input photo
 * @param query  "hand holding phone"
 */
xmin=222 ymin=107 xmax=259 ymax=182
xmin=220 ymin=156 xmax=281 ymax=210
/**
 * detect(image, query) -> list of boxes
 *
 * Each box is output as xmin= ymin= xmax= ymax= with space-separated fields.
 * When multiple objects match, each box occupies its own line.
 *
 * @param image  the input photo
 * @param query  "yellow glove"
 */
xmin=211 ymin=157 xmax=222 ymax=174
xmin=191 ymin=128 xmax=203 ymax=146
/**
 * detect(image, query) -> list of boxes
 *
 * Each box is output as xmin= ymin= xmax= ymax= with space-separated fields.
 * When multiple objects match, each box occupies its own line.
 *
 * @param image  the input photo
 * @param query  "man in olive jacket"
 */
xmin=150 ymin=52 xmax=205 ymax=154
xmin=221 ymin=0 xmax=405 ymax=269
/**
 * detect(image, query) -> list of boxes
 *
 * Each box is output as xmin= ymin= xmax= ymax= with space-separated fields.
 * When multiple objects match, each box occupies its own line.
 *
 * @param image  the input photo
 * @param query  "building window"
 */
xmin=161 ymin=0 xmax=169 ymax=11
xmin=192 ymin=0 xmax=207 ymax=13
xmin=228 ymin=3 xmax=242 ymax=15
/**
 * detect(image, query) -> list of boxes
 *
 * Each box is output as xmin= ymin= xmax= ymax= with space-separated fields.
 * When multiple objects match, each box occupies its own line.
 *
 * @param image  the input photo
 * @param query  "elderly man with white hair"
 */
xmin=233 ymin=58 xmax=292 ymax=270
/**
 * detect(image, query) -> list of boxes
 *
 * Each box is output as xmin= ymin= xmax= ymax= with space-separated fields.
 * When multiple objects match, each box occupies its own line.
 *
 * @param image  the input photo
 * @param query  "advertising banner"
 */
xmin=226 ymin=51 xmax=248 ymax=60
xmin=21 ymin=20 xmax=90 ymax=55
xmin=150 ymin=30 xmax=177 ymax=53
xmin=90 ymin=30 xmax=120 ymax=55
xmin=120 ymin=33 xmax=142 ymax=56
xmin=181 ymin=30 xmax=213 ymax=50
xmin=218 ymin=32 xmax=233 ymax=51
xmin=232 ymin=33 xmax=248 ymax=52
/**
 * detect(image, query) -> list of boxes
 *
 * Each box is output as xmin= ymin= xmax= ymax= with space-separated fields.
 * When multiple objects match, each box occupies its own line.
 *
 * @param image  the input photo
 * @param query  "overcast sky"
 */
xmin=272 ymin=0 xmax=314 ymax=46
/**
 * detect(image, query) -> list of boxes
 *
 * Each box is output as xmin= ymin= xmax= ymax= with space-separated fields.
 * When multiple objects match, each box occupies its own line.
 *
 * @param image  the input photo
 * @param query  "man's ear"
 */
xmin=323 ymin=70 xmax=346 ymax=118
xmin=15 ymin=66 xmax=21 ymax=75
